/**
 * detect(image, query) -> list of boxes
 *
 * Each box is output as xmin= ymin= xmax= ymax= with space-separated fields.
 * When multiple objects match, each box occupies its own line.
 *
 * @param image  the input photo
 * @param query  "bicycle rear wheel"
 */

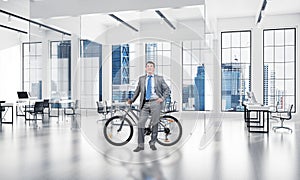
xmin=103 ymin=116 xmax=133 ymax=146
xmin=157 ymin=115 xmax=182 ymax=146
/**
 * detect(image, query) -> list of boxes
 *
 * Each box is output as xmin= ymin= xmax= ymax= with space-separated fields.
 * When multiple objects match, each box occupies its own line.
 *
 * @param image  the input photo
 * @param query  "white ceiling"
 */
xmin=29 ymin=0 xmax=205 ymax=19
xmin=0 ymin=0 xmax=299 ymax=42
xmin=79 ymin=6 xmax=205 ymax=28
xmin=208 ymin=0 xmax=300 ymax=19
xmin=26 ymin=0 xmax=300 ymax=20
xmin=0 ymin=0 xmax=298 ymax=21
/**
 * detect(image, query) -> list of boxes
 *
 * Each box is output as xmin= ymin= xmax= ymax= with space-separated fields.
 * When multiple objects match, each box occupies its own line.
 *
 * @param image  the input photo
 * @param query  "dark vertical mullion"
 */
xmin=239 ymin=32 xmax=242 ymax=97
xmin=22 ymin=43 xmax=25 ymax=91
xmin=294 ymin=28 xmax=296 ymax=112
xmin=283 ymin=29 xmax=286 ymax=101
xmin=274 ymin=30 xmax=276 ymax=105
xmin=221 ymin=33 xmax=223 ymax=111
xmin=99 ymin=44 xmax=102 ymax=101
xmin=181 ymin=42 xmax=183 ymax=111
xmin=263 ymin=30 xmax=265 ymax=103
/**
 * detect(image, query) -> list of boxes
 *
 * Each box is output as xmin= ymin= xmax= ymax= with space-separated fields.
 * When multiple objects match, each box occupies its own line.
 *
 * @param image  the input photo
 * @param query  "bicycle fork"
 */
xmin=117 ymin=115 xmax=126 ymax=132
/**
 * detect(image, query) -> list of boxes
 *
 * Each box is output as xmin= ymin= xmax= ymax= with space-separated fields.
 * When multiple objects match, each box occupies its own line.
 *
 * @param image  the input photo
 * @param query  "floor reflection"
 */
xmin=0 ymin=111 xmax=300 ymax=179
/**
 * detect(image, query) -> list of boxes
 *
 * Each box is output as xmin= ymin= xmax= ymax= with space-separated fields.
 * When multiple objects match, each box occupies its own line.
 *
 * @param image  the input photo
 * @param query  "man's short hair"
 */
xmin=146 ymin=61 xmax=155 ymax=67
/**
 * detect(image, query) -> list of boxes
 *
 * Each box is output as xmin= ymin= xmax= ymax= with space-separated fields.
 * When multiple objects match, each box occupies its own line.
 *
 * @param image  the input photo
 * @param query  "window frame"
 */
xmin=221 ymin=30 xmax=252 ymax=112
xmin=262 ymin=28 xmax=296 ymax=113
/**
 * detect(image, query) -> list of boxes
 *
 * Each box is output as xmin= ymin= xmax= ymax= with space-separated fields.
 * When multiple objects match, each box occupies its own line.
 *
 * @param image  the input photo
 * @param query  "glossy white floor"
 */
xmin=0 ymin=110 xmax=299 ymax=180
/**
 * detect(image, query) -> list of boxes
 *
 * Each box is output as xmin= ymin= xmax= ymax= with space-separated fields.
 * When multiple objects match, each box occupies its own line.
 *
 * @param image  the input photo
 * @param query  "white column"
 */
xmin=42 ymin=36 xmax=50 ymax=99
xmin=102 ymin=45 xmax=112 ymax=102
xmin=212 ymin=38 xmax=221 ymax=113
xmin=171 ymin=41 xmax=182 ymax=110
xmin=71 ymin=34 xmax=80 ymax=101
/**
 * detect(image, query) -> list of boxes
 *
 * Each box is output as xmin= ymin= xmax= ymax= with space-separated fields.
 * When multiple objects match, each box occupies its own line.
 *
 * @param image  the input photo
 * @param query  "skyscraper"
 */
xmin=221 ymin=63 xmax=241 ymax=111
xmin=194 ymin=65 xmax=205 ymax=111
xmin=112 ymin=44 xmax=130 ymax=102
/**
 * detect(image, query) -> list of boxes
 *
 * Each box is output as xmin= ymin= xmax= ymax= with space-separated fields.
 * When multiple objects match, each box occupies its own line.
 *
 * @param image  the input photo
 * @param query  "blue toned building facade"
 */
xmin=112 ymin=44 xmax=130 ymax=102
xmin=194 ymin=65 xmax=205 ymax=111
xmin=221 ymin=63 xmax=245 ymax=111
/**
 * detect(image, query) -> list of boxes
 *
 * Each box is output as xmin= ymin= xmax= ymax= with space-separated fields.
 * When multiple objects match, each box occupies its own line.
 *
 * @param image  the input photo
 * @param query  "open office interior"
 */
xmin=0 ymin=0 xmax=300 ymax=179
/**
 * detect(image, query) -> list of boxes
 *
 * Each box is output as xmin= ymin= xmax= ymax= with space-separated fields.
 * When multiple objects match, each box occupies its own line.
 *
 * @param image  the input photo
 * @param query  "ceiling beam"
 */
xmin=0 ymin=9 xmax=71 ymax=36
xmin=0 ymin=24 xmax=27 ymax=34
xmin=108 ymin=14 xmax=139 ymax=32
xmin=155 ymin=10 xmax=176 ymax=30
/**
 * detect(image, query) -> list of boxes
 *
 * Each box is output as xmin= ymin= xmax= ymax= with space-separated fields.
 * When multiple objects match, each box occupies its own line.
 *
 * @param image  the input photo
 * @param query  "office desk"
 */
xmin=245 ymin=105 xmax=270 ymax=133
xmin=0 ymin=103 xmax=14 ymax=124
xmin=49 ymin=99 xmax=75 ymax=117
xmin=16 ymin=99 xmax=38 ymax=117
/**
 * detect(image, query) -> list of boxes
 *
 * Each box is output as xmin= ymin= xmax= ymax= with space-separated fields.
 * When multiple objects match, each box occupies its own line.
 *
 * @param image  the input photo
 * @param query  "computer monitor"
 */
xmin=17 ymin=91 xmax=29 ymax=99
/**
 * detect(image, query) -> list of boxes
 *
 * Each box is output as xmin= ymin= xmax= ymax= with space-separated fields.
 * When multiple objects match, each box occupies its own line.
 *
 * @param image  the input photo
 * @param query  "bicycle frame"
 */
xmin=117 ymin=105 xmax=172 ymax=135
xmin=103 ymin=103 xmax=182 ymax=146
xmin=116 ymin=105 xmax=139 ymax=132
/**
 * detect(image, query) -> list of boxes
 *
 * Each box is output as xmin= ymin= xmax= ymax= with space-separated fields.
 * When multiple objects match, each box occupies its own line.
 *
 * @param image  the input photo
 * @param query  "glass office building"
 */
xmin=194 ymin=65 xmax=205 ymax=111
xmin=112 ymin=44 xmax=131 ymax=102
xmin=222 ymin=63 xmax=245 ymax=111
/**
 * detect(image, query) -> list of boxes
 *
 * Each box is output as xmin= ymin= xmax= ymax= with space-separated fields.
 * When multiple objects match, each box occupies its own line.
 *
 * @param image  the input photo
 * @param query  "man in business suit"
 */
xmin=128 ymin=61 xmax=170 ymax=152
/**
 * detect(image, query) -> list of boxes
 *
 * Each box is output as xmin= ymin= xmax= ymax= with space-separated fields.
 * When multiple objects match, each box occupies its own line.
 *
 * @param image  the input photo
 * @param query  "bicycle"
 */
xmin=103 ymin=104 xmax=182 ymax=146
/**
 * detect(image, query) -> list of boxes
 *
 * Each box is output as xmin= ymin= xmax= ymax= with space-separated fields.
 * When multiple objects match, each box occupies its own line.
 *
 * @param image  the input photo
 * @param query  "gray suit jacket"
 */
xmin=131 ymin=74 xmax=170 ymax=109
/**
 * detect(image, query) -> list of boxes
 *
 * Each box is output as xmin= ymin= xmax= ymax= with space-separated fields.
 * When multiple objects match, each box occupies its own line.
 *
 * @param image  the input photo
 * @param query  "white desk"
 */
xmin=0 ymin=103 xmax=14 ymax=124
xmin=244 ymin=104 xmax=270 ymax=133
xmin=49 ymin=99 xmax=75 ymax=117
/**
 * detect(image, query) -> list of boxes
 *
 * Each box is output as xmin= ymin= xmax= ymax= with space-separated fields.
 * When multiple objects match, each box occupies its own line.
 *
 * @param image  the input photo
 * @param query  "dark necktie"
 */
xmin=146 ymin=75 xmax=152 ymax=100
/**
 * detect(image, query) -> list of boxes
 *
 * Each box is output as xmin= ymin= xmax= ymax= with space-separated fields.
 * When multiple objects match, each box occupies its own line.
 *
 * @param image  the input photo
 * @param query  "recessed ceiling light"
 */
xmin=3 ymin=0 xmax=9 ymax=2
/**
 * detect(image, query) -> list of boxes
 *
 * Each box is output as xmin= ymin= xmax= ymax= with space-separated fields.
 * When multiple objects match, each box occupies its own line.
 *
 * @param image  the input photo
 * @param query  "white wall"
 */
xmin=217 ymin=13 xmax=300 ymax=117
xmin=0 ymin=45 xmax=21 ymax=102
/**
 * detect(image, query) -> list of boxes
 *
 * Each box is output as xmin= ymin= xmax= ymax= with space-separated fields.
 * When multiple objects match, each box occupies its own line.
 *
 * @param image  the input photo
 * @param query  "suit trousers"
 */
xmin=137 ymin=100 xmax=161 ymax=147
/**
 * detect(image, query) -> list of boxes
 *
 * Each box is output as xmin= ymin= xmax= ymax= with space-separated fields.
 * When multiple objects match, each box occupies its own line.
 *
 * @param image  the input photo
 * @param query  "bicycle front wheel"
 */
xmin=103 ymin=116 xmax=133 ymax=146
xmin=157 ymin=115 xmax=182 ymax=146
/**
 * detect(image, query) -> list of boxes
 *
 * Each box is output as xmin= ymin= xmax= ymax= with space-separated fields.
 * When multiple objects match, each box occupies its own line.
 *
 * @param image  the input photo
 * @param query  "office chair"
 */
xmin=270 ymin=101 xmax=280 ymax=121
xmin=25 ymin=101 xmax=45 ymax=127
xmin=64 ymin=100 xmax=80 ymax=115
xmin=96 ymin=101 xmax=110 ymax=122
xmin=272 ymin=104 xmax=293 ymax=133
xmin=43 ymin=99 xmax=50 ymax=117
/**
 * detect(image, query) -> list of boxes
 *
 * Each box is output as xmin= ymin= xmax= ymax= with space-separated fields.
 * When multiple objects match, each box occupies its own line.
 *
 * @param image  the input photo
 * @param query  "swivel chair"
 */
xmin=64 ymin=100 xmax=80 ymax=115
xmin=272 ymin=104 xmax=293 ymax=133
xmin=96 ymin=101 xmax=110 ymax=122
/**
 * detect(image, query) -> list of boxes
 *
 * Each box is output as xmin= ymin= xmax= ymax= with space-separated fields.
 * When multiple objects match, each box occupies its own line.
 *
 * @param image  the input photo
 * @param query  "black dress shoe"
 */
xmin=150 ymin=145 xmax=157 ymax=151
xmin=133 ymin=147 xmax=144 ymax=152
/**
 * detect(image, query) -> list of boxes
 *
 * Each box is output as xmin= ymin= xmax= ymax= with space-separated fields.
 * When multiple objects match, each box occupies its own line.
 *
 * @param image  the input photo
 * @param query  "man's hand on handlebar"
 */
xmin=127 ymin=99 xmax=133 ymax=105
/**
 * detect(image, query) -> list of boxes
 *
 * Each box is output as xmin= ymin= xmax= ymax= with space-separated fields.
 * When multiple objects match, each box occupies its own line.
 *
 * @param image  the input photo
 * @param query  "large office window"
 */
xmin=50 ymin=41 xmax=71 ymax=100
xmin=182 ymin=40 xmax=206 ymax=111
xmin=23 ymin=42 xmax=43 ymax=99
xmin=263 ymin=28 xmax=296 ymax=112
xmin=145 ymin=42 xmax=171 ymax=81
xmin=80 ymin=40 xmax=102 ymax=108
xmin=145 ymin=42 xmax=172 ymax=103
xmin=221 ymin=31 xmax=251 ymax=112
xmin=112 ymin=44 xmax=136 ymax=102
